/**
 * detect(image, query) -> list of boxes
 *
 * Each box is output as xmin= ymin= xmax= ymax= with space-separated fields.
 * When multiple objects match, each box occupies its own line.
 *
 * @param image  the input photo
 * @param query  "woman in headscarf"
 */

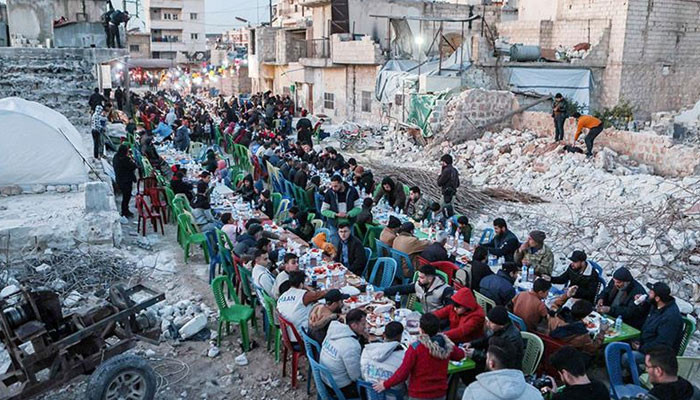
xmin=112 ymin=144 xmax=138 ymax=218
xmin=236 ymin=174 xmax=257 ymax=203
xmin=191 ymin=181 xmax=218 ymax=232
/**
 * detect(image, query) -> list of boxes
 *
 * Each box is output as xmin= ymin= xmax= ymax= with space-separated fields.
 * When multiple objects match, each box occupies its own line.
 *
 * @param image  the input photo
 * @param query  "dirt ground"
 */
xmin=38 ymin=205 xmax=316 ymax=400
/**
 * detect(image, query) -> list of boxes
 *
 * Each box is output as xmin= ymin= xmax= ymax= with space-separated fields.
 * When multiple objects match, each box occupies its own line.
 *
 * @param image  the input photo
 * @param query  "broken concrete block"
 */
xmin=31 ymin=184 xmax=46 ymax=194
xmin=56 ymin=185 xmax=71 ymax=193
xmin=0 ymin=285 xmax=19 ymax=299
xmin=178 ymin=314 xmax=207 ymax=339
xmin=35 ymin=263 xmax=51 ymax=273
xmin=85 ymin=182 xmax=114 ymax=213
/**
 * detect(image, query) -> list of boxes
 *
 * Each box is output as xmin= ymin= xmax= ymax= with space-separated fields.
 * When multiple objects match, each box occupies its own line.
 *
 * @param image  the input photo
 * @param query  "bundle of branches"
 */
xmin=481 ymin=187 xmax=546 ymax=204
xmin=8 ymin=248 xmax=141 ymax=297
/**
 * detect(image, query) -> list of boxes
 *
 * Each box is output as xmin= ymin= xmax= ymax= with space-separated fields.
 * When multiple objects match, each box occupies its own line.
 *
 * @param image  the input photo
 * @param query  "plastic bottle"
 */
xmin=615 ymin=315 xmax=623 ymax=332
xmin=528 ymin=266 xmax=534 ymax=282
xmin=521 ymin=265 xmax=528 ymax=282
xmin=367 ymin=284 xmax=375 ymax=299
xmin=394 ymin=292 xmax=402 ymax=308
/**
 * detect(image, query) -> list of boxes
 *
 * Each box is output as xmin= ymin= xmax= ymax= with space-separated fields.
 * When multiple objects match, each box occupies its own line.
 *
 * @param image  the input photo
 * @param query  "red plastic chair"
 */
xmin=431 ymin=261 xmax=460 ymax=286
xmin=137 ymin=176 xmax=158 ymax=194
xmin=144 ymin=187 xmax=169 ymax=224
xmin=278 ymin=315 xmax=306 ymax=389
xmin=135 ymin=194 xmax=165 ymax=236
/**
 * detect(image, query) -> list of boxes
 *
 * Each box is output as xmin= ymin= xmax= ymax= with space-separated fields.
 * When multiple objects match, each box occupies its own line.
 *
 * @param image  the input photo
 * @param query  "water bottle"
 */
xmin=367 ymin=283 xmax=375 ymax=299
xmin=521 ymin=265 xmax=528 ymax=282
xmin=278 ymin=247 xmax=286 ymax=261
xmin=528 ymin=266 xmax=534 ymax=281
xmin=394 ymin=292 xmax=402 ymax=308
xmin=615 ymin=316 xmax=623 ymax=333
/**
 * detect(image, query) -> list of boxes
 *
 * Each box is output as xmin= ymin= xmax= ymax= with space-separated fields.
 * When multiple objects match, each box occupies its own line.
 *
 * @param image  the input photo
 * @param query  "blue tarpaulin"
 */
xmin=508 ymin=67 xmax=592 ymax=113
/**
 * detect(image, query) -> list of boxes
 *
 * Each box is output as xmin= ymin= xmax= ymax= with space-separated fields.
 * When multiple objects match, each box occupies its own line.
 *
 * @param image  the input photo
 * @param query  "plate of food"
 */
xmin=583 ymin=311 xmax=609 ymax=333
xmin=327 ymin=263 xmax=346 ymax=275
xmin=311 ymin=266 xmax=328 ymax=278
xmin=344 ymin=295 xmax=370 ymax=309
xmin=458 ymin=255 xmax=470 ymax=264
xmin=345 ymin=275 xmax=364 ymax=286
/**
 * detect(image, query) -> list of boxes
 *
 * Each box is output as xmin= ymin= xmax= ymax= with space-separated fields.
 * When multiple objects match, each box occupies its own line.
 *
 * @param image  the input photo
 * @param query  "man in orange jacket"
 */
xmin=572 ymin=112 xmax=604 ymax=157
xmin=432 ymin=288 xmax=486 ymax=344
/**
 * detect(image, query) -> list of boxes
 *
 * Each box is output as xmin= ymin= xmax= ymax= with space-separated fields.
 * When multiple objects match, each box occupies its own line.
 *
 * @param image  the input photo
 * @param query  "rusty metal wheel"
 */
xmin=86 ymin=354 xmax=156 ymax=400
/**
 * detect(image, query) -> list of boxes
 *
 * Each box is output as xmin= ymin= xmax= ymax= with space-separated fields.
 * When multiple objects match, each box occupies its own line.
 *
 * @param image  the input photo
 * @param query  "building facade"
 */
xmin=147 ymin=0 xmax=207 ymax=64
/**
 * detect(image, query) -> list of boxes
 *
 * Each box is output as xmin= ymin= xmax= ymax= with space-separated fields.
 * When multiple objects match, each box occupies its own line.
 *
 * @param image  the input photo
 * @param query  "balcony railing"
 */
xmin=306 ymin=38 xmax=330 ymax=59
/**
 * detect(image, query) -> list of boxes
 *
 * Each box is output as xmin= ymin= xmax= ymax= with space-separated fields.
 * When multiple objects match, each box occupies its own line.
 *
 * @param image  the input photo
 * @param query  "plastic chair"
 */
xmin=479 ymin=228 xmax=494 ymax=245
xmin=300 ymin=328 xmax=322 ymax=395
xmin=278 ymin=315 xmax=306 ymax=389
xmin=375 ymin=239 xmax=392 ymax=258
xmin=533 ymin=332 xmax=566 ymax=377
xmin=259 ymin=290 xmax=281 ymax=362
xmin=605 ymin=342 xmax=648 ymax=399
xmin=313 ymin=228 xmax=331 ymax=247
xmin=189 ymin=141 xmax=204 ymax=159
xmin=214 ymin=229 xmax=235 ymax=282
xmin=389 ymin=248 xmax=414 ymax=285
xmin=357 ymin=380 xmax=404 ymax=400
xmin=311 ymin=219 xmax=324 ymax=231
xmin=473 ymin=290 xmax=496 ymax=314
xmin=275 ymin=198 xmax=291 ymax=223
xmin=508 ymin=312 xmax=527 ymax=331
xmin=430 ymin=261 xmax=460 ymax=285
xmin=211 ymin=276 xmax=255 ymax=351
xmin=362 ymin=247 xmax=373 ymax=279
xmin=366 ymin=225 xmax=385 ymax=253
xmin=520 ymin=331 xmax=544 ymax=375
xmin=406 ymin=269 xmax=449 ymax=313
xmin=271 ymin=192 xmax=282 ymax=215
xmin=589 ymin=260 xmax=604 ymax=277
xmin=205 ymin=231 xmax=222 ymax=283
xmin=163 ymin=187 xmax=176 ymax=224
xmin=368 ymin=257 xmax=397 ymax=290
xmin=135 ymin=194 xmax=165 ymax=236
xmin=678 ymin=357 xmax=700 ymax=383
xmin=679 ymin=315 xmax=696 ymax=356
xmin=177 ymin=213 xmax=210 ymax=264
xmin=308 ymin=357 xmax=360 ymax=400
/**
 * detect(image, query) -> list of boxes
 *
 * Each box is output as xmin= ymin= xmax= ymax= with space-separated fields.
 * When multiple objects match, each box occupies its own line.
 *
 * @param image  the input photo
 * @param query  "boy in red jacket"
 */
xmin=373 ymin=313 xmax=465 ymax=399
xmin=432 ymin=287 xmax=486 ymax=344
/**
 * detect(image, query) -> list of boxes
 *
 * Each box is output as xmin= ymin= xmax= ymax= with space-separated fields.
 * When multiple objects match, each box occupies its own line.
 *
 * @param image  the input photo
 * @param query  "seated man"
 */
xmin=405 ymin=186 xmax=429 ymax=221
xmin=511 ymin=278 xmax=551 ymax=331
xmin=465 ymin=306 xmax=524 ymax=374
xmin=392 ymin=222 xmax=430 ymax=279
xmin=546 ymin=346 xmax=609 ymax=400
xmin=308 ymin=289 xmax=348 ymax=344
xmin=468 ymin=246 xmax=493 ymax=290
xmin=481 ymin=218 xmax=520 ymax=262
xmin=633 ymin=282 xmax=684 ymax=355
xmin=321 ymin=174 xmax=362 ymax=231
xmin=596 ymin=266 xmax=647 ymax=329
xmin=550 ymin=250 xmax=600 ymax=304
xmin=643 ymin=345 xmax=700 ymax=400
xmin=257 ymin=189 xmax=274 ymax=219
xmin=277 ymin=271 xmax=327 ymax=340
xmin=462 ymin=337 xmax=542 ymax=400
xmin=432 ymin=287 xmax=485 ymax=344
xmin=355 ymin=197 xmax=375 ymax=237
xmin=479 ymin=262 xmax=519 ymax=306
xmin=383 ymin=264 xmax=454 ymax=314
xmin=513 ymin=230 xmax=554 ymax=277
xmin=251 ymin=249 xmax=275 ymax=296
xmin=360 ymin=321 xmax=406 ymax=396
xmin=380 ymin=216 xmax=401 ymax=247
xmin=547 ymin=298 xmax=605 ymax=357
xmin=420 ymin=231 xmax=450 ymax=263
xmin=453 ymin=215 xmax=473 ymax=243
xmin=333 ymin=222 xmax=367 ymax=276
xmin=320 ymin=309 xmax=367 ymax=398
xmin=272 ymin=253 xmax=299 ymax=299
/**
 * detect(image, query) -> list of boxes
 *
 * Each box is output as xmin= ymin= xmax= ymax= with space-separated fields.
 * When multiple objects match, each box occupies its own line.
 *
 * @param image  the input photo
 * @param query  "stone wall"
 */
xmin=513 ymin=111 xmax=700 ymax=177
xmin=0 ymin=47 xmax=127 ymax=126
xmin=438 ymin=89 xmax=518 ymax=143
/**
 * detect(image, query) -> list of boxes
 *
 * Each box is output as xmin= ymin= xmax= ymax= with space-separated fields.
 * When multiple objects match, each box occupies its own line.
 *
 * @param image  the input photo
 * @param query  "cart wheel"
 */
xmin=109 ymin=284 xmax=135 ymax=311
xmin=353 ymin=138 xmax=369 ymax=153
xmin=86 ymin=354 xmax=156 ymax=400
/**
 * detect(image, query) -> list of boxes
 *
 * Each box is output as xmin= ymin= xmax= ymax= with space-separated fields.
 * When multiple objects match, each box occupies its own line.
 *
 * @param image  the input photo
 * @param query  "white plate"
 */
xmin=340 ymin=286 xmax=360 ymax=296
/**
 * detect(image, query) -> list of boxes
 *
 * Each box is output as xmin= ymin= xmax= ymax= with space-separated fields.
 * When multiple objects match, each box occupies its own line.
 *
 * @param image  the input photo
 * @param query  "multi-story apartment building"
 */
xmin=148 ymin=0 xmax=206 ymax=64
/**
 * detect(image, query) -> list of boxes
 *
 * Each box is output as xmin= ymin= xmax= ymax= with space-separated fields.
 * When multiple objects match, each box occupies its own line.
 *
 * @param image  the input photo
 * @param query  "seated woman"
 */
xmin=170 ymin=170 xmax=193 ymax=201
xmin=215 ymin=160 xmax=230 ymax=187
xmin=236 ymin=174 xmax=257 ymax=203
xmin=190 ymin=181 xmax=218 ymax=232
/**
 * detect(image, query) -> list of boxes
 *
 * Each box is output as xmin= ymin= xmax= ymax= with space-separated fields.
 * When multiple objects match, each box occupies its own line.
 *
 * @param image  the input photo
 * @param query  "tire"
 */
xmin=353 ymin=138 xmax=368 ymax=153
xmin=109 ymin=284 xmax=135 ymax=311
xmin=85 ymin=354 xmax=157 ymax=400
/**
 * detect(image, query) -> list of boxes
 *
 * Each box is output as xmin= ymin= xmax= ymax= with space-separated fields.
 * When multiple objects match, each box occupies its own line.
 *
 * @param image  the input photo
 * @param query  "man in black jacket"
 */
xmin=437 ymin=154 xmax=459 ymax=216
xmin=334 ymin=223 xmax=367 ymax=276
xmin=550 ymin=250 xmax=600 ymax=304
xmin=481 ymin=218 xmax=519 ymax=262
xmin=420 ymin=231 xmax=450 ymax=263
xmin=468 ymin=246 xmax=493 ymax=290
xmin=296 ymin=109 xmax=313 ymax=145
xmin=464 ymin=306 xmax=524 ymax=374
xmin=643 ymin=345 xmax=700 ymax=400
xmin=596 ymin=267 xmax=647 ymax=329
xmin=89 ymin=88 xmax=105 ymax=111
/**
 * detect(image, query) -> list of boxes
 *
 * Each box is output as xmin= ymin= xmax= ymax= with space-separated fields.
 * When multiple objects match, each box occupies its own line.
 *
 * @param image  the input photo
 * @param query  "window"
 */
xmin=190 ymin=13 xmax=198 ymax=20
xmin=324 ymin=93 xmax=335 ymax=110
xmin=191 ymin=33 xmax=199 ymax=40
xmin=173 ymin=13 xmax=179 ymax=20
xmin=361 ymin=91 xmax=372 ymax=113
xmin=129 ymin=44 xmax=140 ymax=52
xmin=163 ymin=13 xmax=171 ymax=20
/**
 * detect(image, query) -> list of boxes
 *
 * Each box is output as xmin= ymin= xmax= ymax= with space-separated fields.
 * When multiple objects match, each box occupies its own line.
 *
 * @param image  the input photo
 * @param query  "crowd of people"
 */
xmin=98 ymin=86 xmax=697 ymax=400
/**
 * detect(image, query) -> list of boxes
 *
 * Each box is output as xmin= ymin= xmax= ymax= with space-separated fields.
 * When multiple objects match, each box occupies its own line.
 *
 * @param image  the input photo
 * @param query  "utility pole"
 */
xmin=269 ymin=0 xmax=273 ymax=24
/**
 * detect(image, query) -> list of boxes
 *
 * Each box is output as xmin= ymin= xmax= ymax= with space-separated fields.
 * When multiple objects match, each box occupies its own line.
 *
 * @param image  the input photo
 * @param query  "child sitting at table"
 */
xmin=257 ymin=190 xmax=274 ymax=219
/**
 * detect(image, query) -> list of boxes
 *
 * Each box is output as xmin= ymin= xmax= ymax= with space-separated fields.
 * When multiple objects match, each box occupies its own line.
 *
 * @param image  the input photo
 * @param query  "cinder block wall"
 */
xmin=0 ymin=48 xmax=127 ymax=126
xmin=439 ymin=89 xmax=519 ymax=143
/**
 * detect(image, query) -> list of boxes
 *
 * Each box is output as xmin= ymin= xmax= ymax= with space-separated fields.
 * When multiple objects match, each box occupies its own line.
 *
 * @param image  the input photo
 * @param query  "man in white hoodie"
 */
xmin=462 ymin=337 xmax=543 ymax=400
xmin=360 ymin=321 xmax=406 ymax=399
xmin=320 ymin=308 xmax=367 ymax=398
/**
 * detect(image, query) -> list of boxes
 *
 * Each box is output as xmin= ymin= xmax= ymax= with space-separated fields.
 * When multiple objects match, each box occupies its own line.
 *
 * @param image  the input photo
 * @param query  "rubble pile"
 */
xmin=647 ymin=98 xmax=700 ymax=144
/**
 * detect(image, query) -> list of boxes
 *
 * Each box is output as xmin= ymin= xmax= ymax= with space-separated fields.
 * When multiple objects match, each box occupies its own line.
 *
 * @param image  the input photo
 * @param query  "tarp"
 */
xmin=508 ymin=67 xmax=592 ymax=113
xmin=0 ymin=97 xmax=89 ymax=186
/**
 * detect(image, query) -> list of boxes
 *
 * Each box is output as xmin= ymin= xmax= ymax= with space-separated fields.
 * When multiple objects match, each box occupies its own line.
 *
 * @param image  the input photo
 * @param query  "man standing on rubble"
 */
xmin=552 ymin=93 xmax=568 ymax=142
xmin=572 ymin=112 xmax=604 ymax=158
xmin=437 ymin=154 xmax=459 ymax=217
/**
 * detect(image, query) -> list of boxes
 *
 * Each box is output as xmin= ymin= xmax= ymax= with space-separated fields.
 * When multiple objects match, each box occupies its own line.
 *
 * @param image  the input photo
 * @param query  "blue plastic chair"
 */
xmin=313 ymin=228 xmax=332 ymax=248
xmin=374 ymin=239 xmax=392 ymax=258
xmin=479 ymin=228 xmax=494 ymax=244
xmin=308 ymin=357 xmax=360 ymax=400
xmin=605 ymin=342 xmax=648 ymax=399
xmin=362 ymin=247 xmax=372 ymax=279
xmin=368 ymin=257 xmax=397 ymax=290
xmin=508 ymin=312 xmax=527 ymax=331
xmin=300 ymin=328 xmax=322 ymax=395
xmin=357 ymin=380 xmax=404 ymax=400
xmin=205 ymin=230 xmax=221 ymax=284
xmin=389 ymin=248 xmax=414 ymax=285
xmin=589 ymin=260 xmax=604 ymax=277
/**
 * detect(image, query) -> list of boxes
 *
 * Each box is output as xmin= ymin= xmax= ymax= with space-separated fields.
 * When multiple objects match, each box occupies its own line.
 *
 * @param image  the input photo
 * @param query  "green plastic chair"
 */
xmin=260 ymin=290 xmax=281 ymax=362
xmin=177 ymin=213 xmax=210 ymax=264
xmin=142 ymin=157 xmax=153 ymax=177
xmin=405 ymin=270 xmax=449 ymax=313
xmin=473 ymin=290 xmax=496 ymax=314
xmin=366 ymin=225 xmax=384 ymax=254
xmin=154 ymin=171 xmax=168 ymax=187
xmin=311 ymin=219 xmax=323 ymax=231
xmin=520 ymin=331 xmax=544 ymax=375
xmin=211 ymin=276 xmax=255 ymax=351
xmin=679 ymin=316 xmax=697 ymax=356
xmin=215 ymin=229 xmax=236 ymax=281
xmin=271 ymin=193 xmax=282 ymax=216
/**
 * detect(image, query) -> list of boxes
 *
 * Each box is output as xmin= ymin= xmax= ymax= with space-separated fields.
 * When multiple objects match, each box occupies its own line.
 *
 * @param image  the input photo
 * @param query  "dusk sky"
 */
xmin=205 ymin=0 xmax=274 ymax=34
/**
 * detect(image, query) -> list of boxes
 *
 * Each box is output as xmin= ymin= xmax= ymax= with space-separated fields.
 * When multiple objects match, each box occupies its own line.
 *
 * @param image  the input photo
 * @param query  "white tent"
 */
xmin=0 ymin=97 xmax=89 ymax=186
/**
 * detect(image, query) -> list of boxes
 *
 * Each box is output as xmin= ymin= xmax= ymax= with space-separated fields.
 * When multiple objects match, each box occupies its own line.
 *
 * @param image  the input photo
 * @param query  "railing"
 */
xmin=305 ymin=38 xmax=330 ymax=59
xmin=151 ymin=36 xmax=180 ymax=43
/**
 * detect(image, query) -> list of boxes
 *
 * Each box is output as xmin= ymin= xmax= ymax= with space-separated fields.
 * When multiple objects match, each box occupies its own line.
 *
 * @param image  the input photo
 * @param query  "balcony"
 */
xmin=150 ymin=0 xmax=183 ymax=8
xmin=300 ymin=0 xmax=331 ymax=7
xmin=150 ymin=41 xmax=186 ymax=52
xmin=331 ymin=34 xmax=384 ymax=65
xmin=299 ymin=38 xmax=333 ymax=67
xmin=150 ymin=19 xmax=183 ymax=30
